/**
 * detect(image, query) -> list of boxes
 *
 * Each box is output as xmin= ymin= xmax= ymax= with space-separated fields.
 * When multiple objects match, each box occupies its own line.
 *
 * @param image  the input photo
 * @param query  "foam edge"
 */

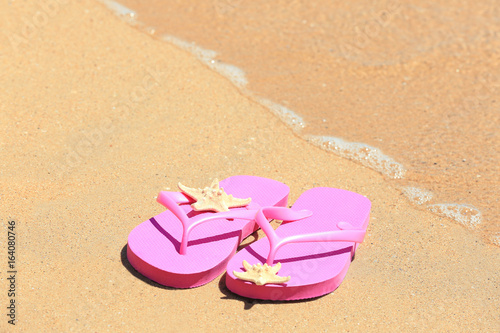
xmin=99 ymin=0 xmax=137 ymax=21
xmin=427 ymin=203 xmax=482 ymax=229
xmin=306 ymin=135 xmax=406 ymax=179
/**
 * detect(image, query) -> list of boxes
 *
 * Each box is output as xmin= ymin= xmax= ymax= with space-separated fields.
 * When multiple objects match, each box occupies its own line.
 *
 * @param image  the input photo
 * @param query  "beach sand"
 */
xmin=0 ymin=1 xmax=498 ymax=331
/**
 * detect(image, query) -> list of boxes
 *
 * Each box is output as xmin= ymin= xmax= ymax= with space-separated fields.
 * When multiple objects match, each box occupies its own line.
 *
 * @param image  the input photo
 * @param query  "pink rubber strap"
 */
xmin=255 ymin=207 xmax=366 ymax=265
xmin=158 ymin=191 xmax=193 ymax=205
xmin=156 ymin=191 xmax=258 ymax=254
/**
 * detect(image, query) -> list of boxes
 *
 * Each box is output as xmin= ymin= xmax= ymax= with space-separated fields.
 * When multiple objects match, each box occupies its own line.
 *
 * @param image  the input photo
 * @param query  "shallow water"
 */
xmin=104 ymin=0 xmax=499 ymax=245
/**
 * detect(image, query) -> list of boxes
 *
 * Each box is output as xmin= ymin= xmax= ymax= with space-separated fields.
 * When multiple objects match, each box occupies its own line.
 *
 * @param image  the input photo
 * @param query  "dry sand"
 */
xmin=0 ymin=1 xmax=498 ymax=332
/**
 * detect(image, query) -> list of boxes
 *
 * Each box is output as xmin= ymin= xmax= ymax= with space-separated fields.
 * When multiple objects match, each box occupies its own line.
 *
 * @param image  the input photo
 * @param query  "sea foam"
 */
xmin=402 ymin=186 xmax=434 ymax=205
xmin=162 ymin=35 xmax=248 ymax=88
xmin=253 ymin=97 xmax=305 ymax=132
xmin=428 ymin=203 xmax=482 ymax=229
xmin=306 ymin=135 xmax=406 ymax=179
xmin=99 ymin=0 xmax=137 ymax=20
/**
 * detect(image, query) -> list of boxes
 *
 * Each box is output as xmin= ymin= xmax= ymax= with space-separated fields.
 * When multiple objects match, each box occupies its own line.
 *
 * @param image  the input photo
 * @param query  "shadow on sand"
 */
xmin=120 ymin=244 xmax=176 ymax=290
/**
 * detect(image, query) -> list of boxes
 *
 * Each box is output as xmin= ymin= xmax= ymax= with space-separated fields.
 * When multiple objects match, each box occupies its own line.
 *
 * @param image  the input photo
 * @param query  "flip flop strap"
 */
xmin=157 ymin=191 xmax=258 ymax=255
xmin=255 ymin=207 xmax=366 ymax=265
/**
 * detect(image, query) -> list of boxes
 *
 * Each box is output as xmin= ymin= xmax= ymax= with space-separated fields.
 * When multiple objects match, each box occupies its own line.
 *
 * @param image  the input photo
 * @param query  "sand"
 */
xmin=0 ymin=1 xmax=498 ymax=331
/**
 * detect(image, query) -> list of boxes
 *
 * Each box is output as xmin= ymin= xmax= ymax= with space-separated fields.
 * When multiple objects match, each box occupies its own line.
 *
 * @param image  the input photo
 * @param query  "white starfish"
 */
xmin=233 ymin=260 xmax=290 ymax=285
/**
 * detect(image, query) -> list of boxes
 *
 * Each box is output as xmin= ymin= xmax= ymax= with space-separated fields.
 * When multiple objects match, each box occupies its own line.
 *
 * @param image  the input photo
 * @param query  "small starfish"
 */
xmin=178 ymin=179 xmax=251 ymax=213
xmin=233 ymin=260 xmax=290 ymax=285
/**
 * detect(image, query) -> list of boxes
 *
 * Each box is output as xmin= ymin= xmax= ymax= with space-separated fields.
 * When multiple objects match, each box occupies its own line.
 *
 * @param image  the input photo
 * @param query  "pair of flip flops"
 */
xmin=127 ymin=176 xmax=371 ymax=301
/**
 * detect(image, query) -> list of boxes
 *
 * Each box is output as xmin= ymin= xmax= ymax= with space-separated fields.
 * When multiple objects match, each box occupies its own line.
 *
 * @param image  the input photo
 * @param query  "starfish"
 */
xmin=233 ymin=260 xmax=290 ymax=285
xmin=178 ymin=179 xmax=252 ymax=213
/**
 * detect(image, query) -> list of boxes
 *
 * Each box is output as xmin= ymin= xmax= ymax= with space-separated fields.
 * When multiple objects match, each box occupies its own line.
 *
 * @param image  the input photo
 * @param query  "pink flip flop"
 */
xmin=226 ymin=187 xmax=371 ymax=300
xmin=127 ymin=176 xmax=289 ymax=288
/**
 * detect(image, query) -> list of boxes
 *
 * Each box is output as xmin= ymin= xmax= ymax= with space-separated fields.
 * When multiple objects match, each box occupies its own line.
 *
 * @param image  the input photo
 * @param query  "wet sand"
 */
xmin=0 ymin=1 xmax=498 ymax=331
xmin=117 ymin=0 xmax=499 ymax=244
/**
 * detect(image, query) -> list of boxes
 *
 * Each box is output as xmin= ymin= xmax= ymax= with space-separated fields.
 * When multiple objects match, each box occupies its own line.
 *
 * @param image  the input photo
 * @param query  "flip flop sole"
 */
xmin=226 ymin=187 xmax=370 ymax=300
